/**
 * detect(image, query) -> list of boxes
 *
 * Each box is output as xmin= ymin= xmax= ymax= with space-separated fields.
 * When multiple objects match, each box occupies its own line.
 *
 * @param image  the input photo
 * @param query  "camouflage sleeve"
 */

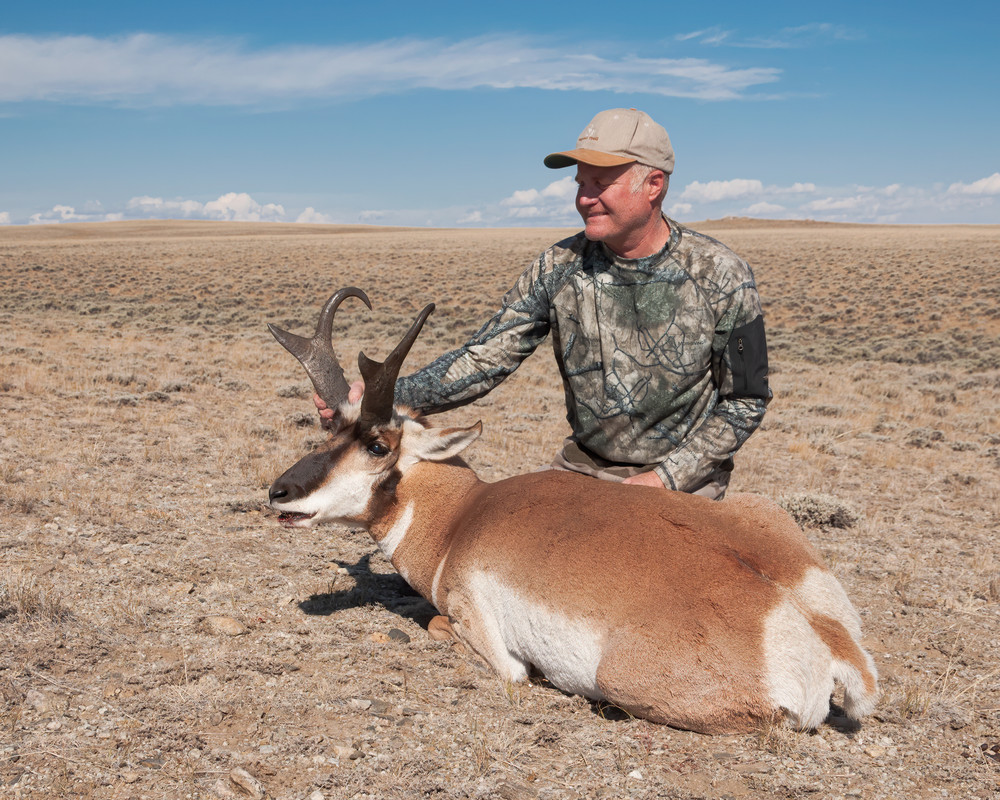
xmin=394 ymin=254 xmax=552 ymax=414
xmin=653 ymin=266 xmax=771 ymax=492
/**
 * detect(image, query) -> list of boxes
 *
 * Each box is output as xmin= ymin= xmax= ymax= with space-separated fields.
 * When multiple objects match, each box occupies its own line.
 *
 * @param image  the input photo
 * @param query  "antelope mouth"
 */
xmin=277 ymin=511 xmax=315 ymax=528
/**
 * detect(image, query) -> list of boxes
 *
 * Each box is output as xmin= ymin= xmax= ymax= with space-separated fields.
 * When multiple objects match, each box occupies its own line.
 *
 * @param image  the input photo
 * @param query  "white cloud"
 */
xmin=128 ymin=195 xmax=205 ymax=217
xmin=296 ymin=207 xmax=336 ymax=224
xmin=680 ymin=179 xmax=764 ymax=203
xmin=676 ymin=23 xmax=863 ymax=49
xmin=804 ymin=195 xmax=867 ymax=212
xmin=130 ymin=192 xmax=285 ymax=221
xmin=0 ymin=211 xmax=11 ymax=224
xmin=506 ymin=206 xmax=544 ymax=219
xmin=787 ymin=182 xmax=816 ymax=193
xmin=203 ymin=192 xmax=285 ymax=221
xmin=502 ymin=188 xmax=542 ymax=207
xmin=542 ymin=176 xmax=577 ymax=199
xmin=667 ymin=202 xmax=693 ymax=217
xmin=947 ymin=172 xmax=1000 ymax=196
xmin=0 ymin=33 xmax=782 ymax=107
xmin=24 ymin=192 xmax=287 ymax=225
xmin=457 ymin=210 xmax=483 ymax=225
xmin=29 ymin=204 xmax=123 ymax=224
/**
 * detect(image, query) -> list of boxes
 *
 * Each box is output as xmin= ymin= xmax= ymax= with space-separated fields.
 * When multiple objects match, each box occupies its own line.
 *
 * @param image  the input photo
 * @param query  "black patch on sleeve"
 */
xmin=728 ymin=315 xmax=769 ymax=399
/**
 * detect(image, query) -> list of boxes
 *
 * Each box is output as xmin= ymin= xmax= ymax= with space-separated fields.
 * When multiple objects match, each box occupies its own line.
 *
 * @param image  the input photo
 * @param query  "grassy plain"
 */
xmin=1 ymin=220 xmax=999 ymax=799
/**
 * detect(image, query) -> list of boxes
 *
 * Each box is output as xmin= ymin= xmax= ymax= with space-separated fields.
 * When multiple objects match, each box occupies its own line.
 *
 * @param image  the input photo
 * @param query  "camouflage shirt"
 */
xmin=395 ymin=218 xmax=770 ymax=492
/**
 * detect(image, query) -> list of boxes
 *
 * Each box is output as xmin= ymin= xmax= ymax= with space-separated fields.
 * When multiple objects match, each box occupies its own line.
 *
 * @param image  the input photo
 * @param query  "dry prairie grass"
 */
xmin=1 ymin=220 xmax=999 ymax=799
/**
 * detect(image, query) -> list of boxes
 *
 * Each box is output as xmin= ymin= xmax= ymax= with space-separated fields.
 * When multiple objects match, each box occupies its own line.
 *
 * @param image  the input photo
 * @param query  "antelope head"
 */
xmin=267 ymin=288 xmax=481 ymax=529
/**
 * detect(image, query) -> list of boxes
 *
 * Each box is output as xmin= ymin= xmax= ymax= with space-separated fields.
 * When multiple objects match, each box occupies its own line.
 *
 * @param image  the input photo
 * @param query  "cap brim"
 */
xmin=543 ymin=149 xmax=637 ymax=169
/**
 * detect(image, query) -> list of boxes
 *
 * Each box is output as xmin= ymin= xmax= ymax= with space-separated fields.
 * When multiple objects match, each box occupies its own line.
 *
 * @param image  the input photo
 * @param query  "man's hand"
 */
xmin=313 ymin=381 xmax=365 ymax=422
xmin=623 ymin=471 xmax=666 ymax=488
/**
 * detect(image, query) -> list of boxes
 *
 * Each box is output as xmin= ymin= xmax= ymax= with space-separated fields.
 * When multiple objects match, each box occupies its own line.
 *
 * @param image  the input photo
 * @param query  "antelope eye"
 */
xmin=366 ymin=441 xmax=390 ymax=457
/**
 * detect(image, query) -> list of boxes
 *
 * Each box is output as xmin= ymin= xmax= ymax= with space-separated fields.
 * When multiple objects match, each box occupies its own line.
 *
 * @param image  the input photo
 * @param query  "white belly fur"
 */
xmin=467 ymin=571 xmax=606 ymax=699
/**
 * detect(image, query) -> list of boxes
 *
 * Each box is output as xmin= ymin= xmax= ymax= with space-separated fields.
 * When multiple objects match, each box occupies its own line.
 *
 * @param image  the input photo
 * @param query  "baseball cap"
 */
xmin=544 ymin=108 xmax=674 ymax=175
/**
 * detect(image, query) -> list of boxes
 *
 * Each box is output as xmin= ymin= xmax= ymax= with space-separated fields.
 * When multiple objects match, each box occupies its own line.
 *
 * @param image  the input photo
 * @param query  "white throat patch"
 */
xmin=378 ymin=502 xmax=414 ymax=562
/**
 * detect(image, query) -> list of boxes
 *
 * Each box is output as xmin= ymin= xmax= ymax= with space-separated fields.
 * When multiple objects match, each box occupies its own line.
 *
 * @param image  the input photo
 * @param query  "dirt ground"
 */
xmin=1 ymin=220 xmax=998 ymax=799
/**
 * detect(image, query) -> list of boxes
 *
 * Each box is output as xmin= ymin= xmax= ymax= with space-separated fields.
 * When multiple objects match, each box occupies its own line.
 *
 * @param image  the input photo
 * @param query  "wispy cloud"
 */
xmin=676 ymin=22 xmax=863 ymax=49
xmin=0 ymin=33 xmax=781 ymax=107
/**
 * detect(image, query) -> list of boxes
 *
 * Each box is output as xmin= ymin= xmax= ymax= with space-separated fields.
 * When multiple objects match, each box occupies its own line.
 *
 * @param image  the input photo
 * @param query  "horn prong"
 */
xmin=358 ymin=303 xmax=435 ymax=430
xmin=268 ymin=287 xmax=371 ymax=411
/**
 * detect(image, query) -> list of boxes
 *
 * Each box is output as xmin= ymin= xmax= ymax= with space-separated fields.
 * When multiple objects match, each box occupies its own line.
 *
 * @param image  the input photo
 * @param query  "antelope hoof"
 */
xmin=427 ymin=615 xmax=456 ymax=641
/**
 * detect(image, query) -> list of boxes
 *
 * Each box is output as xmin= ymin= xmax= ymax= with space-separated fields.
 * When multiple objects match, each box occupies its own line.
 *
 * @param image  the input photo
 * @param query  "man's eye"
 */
xmin=367 ymin=441 xmax=390 ymax=457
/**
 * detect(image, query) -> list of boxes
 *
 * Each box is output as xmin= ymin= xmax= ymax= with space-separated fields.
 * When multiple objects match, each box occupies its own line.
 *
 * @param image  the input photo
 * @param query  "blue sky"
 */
xmin=1 ymin=1 xmax=998 ymax=226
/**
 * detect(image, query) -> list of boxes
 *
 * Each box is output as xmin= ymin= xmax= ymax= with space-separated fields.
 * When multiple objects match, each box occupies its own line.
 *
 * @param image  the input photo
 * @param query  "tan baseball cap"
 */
xmin=544 ymin=108 xmax=674 ymax=175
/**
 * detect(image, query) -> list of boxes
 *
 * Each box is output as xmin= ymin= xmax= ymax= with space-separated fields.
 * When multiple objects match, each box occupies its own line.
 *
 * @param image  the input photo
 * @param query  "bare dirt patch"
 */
xmin=1 ymin=220 xmax=998 ymax=799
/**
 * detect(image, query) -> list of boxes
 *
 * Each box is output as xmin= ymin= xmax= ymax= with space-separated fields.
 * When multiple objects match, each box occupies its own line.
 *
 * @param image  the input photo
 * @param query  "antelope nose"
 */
xmin=269 ymin=484 xmax=289 ymax=503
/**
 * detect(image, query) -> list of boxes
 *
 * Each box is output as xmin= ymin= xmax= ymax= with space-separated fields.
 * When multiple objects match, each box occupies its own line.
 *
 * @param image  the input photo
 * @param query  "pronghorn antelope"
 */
xmin=267 ymin=288 xmax=878 ymax=734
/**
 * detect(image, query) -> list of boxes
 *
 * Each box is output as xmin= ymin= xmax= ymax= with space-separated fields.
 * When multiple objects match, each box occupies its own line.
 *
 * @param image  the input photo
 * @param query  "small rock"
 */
xmin=627 ymin=769 xmax=643 ymax=780
xmin=347 ymin=698 xmax=372 ymax=711
xmin=46 ymin=719 xmax=63 ymax=731
xmin=24 ymin=689 xmax=49 ymax=713
xmin=212 ymin=777 xmax=239 ymax=799
xmin=387 ymin=628 xmax=411 ymax=643
xmin=204 ymin=616 xmax=247 ymax=637
xmin=495 ymin=782 xmax=538 ymax=800
xmin=369 ymin=699 xmax=393 ymax=715
xmin=229 ymin=766 xmax=266 ymax=799
xmin=308 ymin=792 xmax=325 ymax=800
xmin=369 ymin=632 xmax=391 ymax=643
xmin=948 ymin=712 xmax=970 ymax=730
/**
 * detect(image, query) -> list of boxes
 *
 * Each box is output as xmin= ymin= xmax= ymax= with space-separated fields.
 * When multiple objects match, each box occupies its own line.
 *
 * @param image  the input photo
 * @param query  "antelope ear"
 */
xmin=405 ymin=421 xmax=483 ymax=462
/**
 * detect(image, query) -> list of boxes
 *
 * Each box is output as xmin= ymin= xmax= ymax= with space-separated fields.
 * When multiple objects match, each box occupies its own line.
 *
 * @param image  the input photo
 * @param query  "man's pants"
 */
xmin=545 ymin=439 xmax=732 ymax=501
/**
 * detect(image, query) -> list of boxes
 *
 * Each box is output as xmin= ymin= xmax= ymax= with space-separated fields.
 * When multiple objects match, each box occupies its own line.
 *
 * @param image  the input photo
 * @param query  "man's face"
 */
xmin=574 ymin=162 xmax=662 ymax=256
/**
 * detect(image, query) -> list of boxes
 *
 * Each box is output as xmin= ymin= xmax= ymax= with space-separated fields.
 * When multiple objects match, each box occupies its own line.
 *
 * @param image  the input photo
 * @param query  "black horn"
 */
xmin=357 ymin=303 xmax=435 ymax=430
xmin=267 ymin=287 xmax=372 ymax=411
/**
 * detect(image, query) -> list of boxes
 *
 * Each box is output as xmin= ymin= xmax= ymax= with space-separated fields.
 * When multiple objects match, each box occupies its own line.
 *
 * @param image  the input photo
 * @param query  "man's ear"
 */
xmin=645 ymin=169 xmax=666 ymax=204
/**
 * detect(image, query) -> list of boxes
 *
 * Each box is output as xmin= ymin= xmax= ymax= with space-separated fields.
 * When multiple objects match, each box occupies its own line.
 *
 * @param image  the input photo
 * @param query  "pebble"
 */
xmin=211 ymin=778 xmax=239 ymax=799
xmin=387 ymin=628 xmax=411 ymax=643
xmin=24 ymin=689 xmax=49 ymax=713
xmin=204 ymin=616 xmax=247 ymax=637
xmin=308 ymin=792 xmax=325 ymax=800
xmin=229 ymin=767 xmax=266 ymax=799
xmin=628 ymin=769 xmax=643 ymax=780
xmin=333 ymin=744 xmax=364 ymax=760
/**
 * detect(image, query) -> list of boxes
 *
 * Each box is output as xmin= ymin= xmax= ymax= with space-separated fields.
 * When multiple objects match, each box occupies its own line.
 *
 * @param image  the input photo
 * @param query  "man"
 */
xmin=320 ymin=108 xmax=770 ymax=500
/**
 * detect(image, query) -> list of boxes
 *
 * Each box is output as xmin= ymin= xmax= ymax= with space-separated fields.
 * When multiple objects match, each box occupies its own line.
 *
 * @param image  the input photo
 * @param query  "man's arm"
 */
xmin=393 ymin=253 xmax=554 ymax=414
xmin=654 ymin=302 xmax=770 ymax=491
